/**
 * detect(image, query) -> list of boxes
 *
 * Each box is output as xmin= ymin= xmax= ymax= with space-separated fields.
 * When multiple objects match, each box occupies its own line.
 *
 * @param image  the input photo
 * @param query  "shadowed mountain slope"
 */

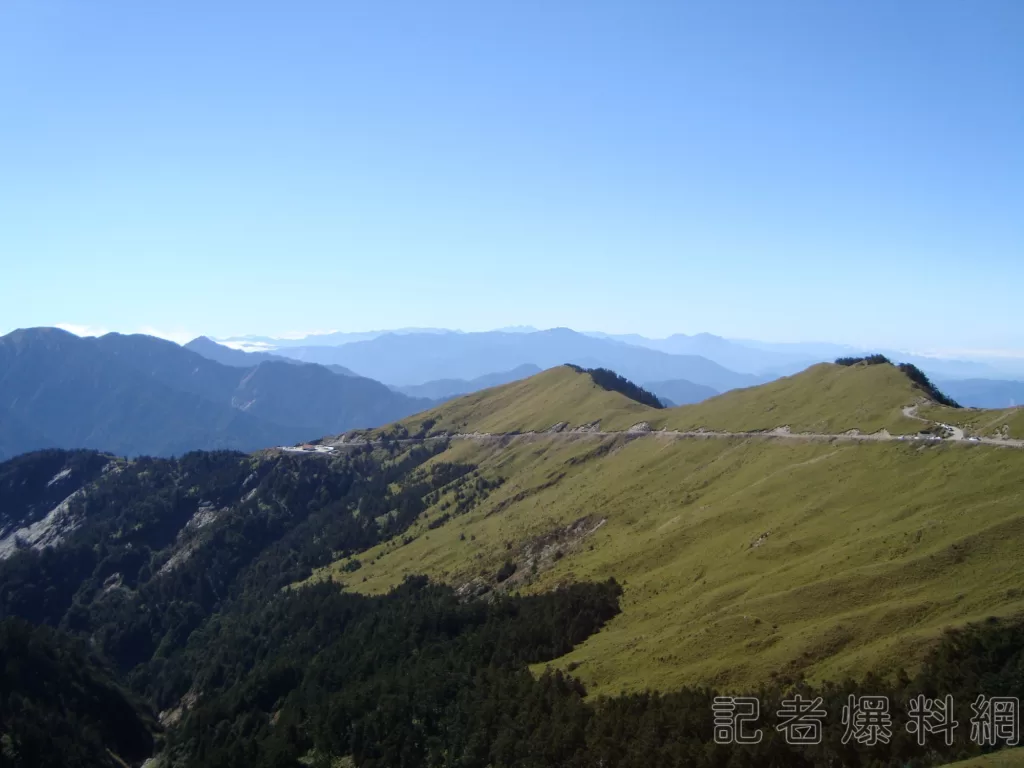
xmin=232 ymin=359 xmax=433 ymax=431
xmin=0 ymin=328 xmax=309 ymax=459
xmin=0 ymin=617 xmax=157 ymax=767
xmin=643 ymin=378 xmax=719 ymax=406
xmin=0 ymin=449 xmax=115 ymax=554
xmin=185 ymin=335 xmax=359 ymax=376
xmin=0 ymin=328 xmax=431 ymax=459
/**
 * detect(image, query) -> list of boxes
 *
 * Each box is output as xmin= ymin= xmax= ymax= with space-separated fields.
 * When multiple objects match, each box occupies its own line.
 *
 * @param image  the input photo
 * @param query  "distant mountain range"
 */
xmin=643 ymin=379 xmax=721 ymax=407
xmin=184 ymin=336 xmax=358 ymax=376
xmin=219 ymin=327 xmax=457 ymax=350
xmin=166 ymin=329 xmax=1024 ymax=411
xmin=392 ymin=364 xmax=543 ymax=401
xmin=266 ymin=328 xmax=761 ymax=392
xmin=216 ymin=326 xmax=1024 ymax=382
xmin=936 ymin=379 xmax=1024 ymax=409
xmin=0 ymin=329 xmax=432 ymax=460
xmin=583 ymin=332 xmax=825 ymax=376
xmin=228 ymin=326 xmax=1024 ymax=407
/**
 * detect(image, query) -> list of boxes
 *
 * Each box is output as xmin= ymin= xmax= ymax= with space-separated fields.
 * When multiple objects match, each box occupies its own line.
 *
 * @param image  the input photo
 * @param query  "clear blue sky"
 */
xmin=2 ymin=0 xmax=1022 ymax=353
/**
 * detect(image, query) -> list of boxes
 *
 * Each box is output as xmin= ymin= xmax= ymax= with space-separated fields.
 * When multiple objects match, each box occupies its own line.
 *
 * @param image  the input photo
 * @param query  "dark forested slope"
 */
xmin=0 ymin=617 xmax=157 ymax=768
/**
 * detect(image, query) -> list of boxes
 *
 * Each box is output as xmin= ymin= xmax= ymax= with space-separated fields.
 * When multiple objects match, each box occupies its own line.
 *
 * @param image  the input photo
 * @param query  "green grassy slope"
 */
xmin=649 ymin=362 xmax=926 ymax=435
xmin=313 ymin=431 xmax=1024 ymax=695
xmin=305 ymin=360 xmax=1024 ymax=695
xmin=389 ymin=365 xmax=656 ymax=435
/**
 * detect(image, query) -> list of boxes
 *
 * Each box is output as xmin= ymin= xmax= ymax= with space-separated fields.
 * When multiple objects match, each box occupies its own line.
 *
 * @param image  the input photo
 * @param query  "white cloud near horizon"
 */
xmin=217 ymin=341 xmax=277 ymax=352
xmin=217 ymin=330 xmax=340 ymax=341
xmin=56 ymin=323 xmax=112 ymax=337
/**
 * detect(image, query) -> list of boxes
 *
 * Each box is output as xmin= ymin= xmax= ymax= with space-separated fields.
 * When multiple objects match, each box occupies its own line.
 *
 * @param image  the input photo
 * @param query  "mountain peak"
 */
xmin=536 ymin=327 xmax=582 ymax=337
xmin=385 ymin=364 xmax=654 ymax=438
xmin=1 ymin=326 xmax=80 ymax=347
xmin=652 ymin=360 xmax=933 ymax=435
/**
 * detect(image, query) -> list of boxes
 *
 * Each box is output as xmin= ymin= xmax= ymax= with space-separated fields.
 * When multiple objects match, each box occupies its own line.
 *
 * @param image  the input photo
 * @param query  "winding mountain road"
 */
xmin=901 ymin=405 xmax=966 ymax=441
xmin=308 ymin=409 xmax=1024 ymax=452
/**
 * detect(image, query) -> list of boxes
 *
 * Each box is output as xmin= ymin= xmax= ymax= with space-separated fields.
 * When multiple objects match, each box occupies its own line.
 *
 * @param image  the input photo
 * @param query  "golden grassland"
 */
xmin=303 ymin=362 xmax=1024 ymax=695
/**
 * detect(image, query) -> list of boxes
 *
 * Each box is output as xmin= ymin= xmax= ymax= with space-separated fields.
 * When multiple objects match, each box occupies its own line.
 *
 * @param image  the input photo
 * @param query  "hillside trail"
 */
xmin=319 ymin=408 xmax=1024 ymax=451
xmin=902 ymin=404 xmax=965 ymax=441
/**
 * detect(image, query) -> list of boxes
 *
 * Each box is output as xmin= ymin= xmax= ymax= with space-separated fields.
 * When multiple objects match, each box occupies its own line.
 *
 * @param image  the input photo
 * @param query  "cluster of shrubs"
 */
xmin=835 ymin=354 xmax=892 ymax=366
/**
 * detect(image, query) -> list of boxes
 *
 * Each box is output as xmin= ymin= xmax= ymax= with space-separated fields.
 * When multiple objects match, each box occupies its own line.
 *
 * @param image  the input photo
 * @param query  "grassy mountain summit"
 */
xmin=390 ymin=365 xmax=655 ymax=436
xmin=653 ymin=361 xmax=930 ymax=435
xmin=377 ymin=359 xmax=950 ymax=440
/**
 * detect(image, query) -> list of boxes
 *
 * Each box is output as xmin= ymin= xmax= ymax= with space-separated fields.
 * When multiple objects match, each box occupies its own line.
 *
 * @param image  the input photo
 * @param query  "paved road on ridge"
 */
xmin=306 ymin=410 xmax=1024 ymax=452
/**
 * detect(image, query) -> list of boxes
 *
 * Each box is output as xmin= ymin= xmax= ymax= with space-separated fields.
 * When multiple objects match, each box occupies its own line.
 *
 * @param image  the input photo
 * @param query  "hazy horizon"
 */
xmin=4 ymin=322 xmax=1019 ymax=367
